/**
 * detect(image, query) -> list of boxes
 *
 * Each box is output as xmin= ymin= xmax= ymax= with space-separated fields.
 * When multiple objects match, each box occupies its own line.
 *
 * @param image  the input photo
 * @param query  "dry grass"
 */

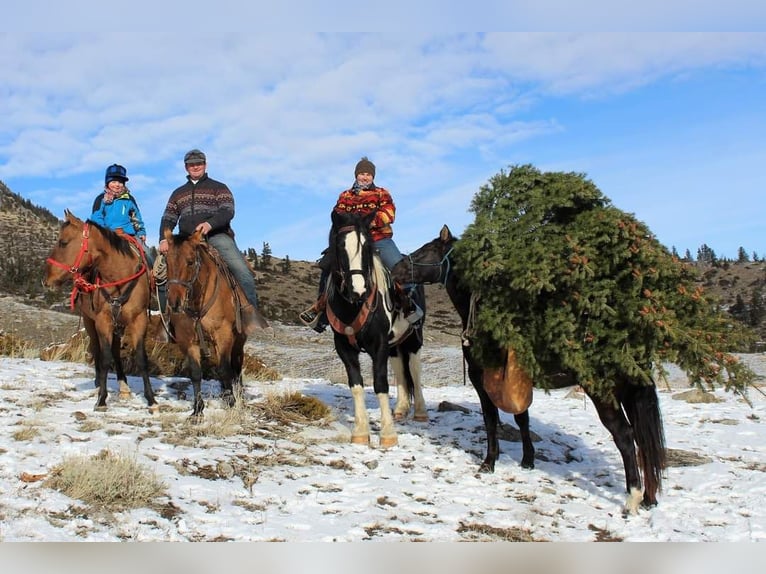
xmin=456 ymin=521 xmax=540 ymax=542
xmin=36 ymin=318 xmax=281 ymax=382
xmin=0 ymin=332 xmax=38 ymax=359
xmin=159 ymin=390 xmax=333 ymax=447
xmin=44 ymin=449 xmax=167 ymax=512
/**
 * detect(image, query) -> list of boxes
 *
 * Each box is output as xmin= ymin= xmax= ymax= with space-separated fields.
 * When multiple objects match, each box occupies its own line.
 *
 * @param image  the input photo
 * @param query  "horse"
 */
xmin=43 ymin=210 xmax=158 ymax=412
xmin=325 ymin=210 xmax=427 ymax=448
xmin=163 ymin=228 xmax=268 ymax=419
xmin=391 ymin=225 xmax=666 ymax=513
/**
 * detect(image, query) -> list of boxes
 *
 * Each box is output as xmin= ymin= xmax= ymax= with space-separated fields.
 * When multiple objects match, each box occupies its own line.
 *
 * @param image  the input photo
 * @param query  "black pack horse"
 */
xmin=391 ymin=225 xmax=666 ymax=513
xmin=325 ymin=210 xmax=427 ymax=448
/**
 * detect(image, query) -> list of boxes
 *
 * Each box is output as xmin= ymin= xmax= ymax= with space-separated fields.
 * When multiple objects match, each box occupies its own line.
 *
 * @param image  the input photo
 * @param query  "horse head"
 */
xmin=43 ymin=210 xmax=90 ymax=288
xmin=164 ymin=228 xmax=205 ymax=313
xmin=329 ymin=210 xmax=376 ymax=303
xmin=391 ymin=224 xmax=456 ymax=286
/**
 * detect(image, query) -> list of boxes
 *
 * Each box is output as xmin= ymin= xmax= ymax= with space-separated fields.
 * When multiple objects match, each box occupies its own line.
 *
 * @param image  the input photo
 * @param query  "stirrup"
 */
xmin=405 ymin=303 xmax=424 ymax=325
xmin=299 ymin=308 xmax=319 ymax=326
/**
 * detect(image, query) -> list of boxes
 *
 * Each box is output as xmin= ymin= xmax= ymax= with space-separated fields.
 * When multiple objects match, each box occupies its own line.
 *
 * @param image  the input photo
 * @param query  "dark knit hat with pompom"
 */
xmin=354 ymin=156 xmax=375 ymax=178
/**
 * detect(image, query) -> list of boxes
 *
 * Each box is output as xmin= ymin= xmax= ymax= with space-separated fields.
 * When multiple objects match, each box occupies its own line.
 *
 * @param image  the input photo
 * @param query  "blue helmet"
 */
xmin=105 ymin=164 xmax=129 ymax=185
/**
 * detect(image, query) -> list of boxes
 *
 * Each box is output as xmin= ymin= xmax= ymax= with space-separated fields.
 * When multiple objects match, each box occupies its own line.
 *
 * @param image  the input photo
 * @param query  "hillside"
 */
xmin=0 ymin=180 xmax=762 ymax=345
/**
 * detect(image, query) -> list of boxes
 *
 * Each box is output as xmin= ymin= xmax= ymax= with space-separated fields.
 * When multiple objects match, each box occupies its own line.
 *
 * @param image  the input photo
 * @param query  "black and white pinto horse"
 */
xmin=391 ymin=225 xmax=666 ymax=513
xmin=325 ymin=210 xmax=427 ymax=448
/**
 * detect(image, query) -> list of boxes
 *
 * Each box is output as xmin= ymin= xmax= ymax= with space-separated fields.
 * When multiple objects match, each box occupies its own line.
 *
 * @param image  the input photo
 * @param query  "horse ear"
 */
xmin=439 ymin=225 xmax=453 ymax=242
xmin=64 ymin=210 xmax=82 ymax=225
xmin=190 ymin=228 xmax=205 ymax=246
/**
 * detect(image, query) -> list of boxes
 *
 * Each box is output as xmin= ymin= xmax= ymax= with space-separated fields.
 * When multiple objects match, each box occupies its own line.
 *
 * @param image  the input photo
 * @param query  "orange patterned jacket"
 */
xmin=332 ymin=185 xmax=395 ymax=242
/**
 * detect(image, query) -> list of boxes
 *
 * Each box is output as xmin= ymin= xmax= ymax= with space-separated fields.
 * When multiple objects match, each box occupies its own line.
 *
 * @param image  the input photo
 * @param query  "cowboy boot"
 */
xmin=300 ymin=293 xmax=328 ymax=333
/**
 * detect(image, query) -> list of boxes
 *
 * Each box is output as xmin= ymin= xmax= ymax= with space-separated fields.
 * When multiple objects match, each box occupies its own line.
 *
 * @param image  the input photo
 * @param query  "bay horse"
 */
xmin=391 ymin=225 xmax=666 ymax=513
xmin=326 ymin=210 xmax=427 ymax=448
xmin=163 ymin=228 xmax=268 ymax=419
xmin=43 ymin=210 xmax=158 ymax=412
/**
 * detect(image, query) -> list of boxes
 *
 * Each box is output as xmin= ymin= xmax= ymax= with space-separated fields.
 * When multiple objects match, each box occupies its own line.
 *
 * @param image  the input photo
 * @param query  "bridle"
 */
xmin=402 ymin=246 xmax=454 ymax=286
xmin=326 ymin=223 xmax=380 ymax=346
xmin=46 ymin=222 xmax=148 ymax=310
xmin=167 ymin=244 xmax=220 ymax=320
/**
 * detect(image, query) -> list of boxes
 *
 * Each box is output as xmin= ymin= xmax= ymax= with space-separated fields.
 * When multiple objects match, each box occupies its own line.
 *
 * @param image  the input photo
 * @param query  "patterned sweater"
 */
xmin=159 ymin=174 xmax=235 ymax=241
xmin=333 ymin=185 xmax=395 ymax=242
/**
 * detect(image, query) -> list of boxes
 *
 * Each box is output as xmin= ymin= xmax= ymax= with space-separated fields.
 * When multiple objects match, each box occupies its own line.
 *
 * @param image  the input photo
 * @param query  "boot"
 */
xmin=300 ymin=294 xmax=328 ymax=333
xmin=396 ymin=285 xmax=424 ymax=326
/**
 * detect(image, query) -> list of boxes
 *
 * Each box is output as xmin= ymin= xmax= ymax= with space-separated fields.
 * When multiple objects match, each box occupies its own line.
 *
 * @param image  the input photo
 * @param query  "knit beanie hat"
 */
xmin=105 ymin=164 xmax=129 ymax=185
xmin=184 ymin=149 xmax=207 ymax=164
xmin=354 ymin=156 xmax=376 ymax=178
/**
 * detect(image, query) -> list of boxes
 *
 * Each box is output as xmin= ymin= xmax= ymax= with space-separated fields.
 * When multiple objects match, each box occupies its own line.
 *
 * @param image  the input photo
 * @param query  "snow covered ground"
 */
xmin=0 ymin=322 xmax=764 ymax=543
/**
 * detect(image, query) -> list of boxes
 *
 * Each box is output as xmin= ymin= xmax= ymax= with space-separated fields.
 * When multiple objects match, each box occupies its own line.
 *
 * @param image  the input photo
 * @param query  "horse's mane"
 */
xmin=85 ymin=220 xmax=135 ymax=256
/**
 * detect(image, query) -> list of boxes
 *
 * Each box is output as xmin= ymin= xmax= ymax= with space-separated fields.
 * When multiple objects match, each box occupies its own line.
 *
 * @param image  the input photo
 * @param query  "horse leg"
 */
xmin=513 ymin=410 xmax=535 ymax=469
xmin=111 ymin=334 xmax=131 ymax=400
xmin=408 ymin=350 xmax=427 ymax=422
xmin=94 ymin=331 xmax=113 ymax=412
xmin=372 ymin=345 xmax=397 ymax=448
xmin=350 ymin=385 xmax=370 ymax=445
xmin=337 ymin=341 xmax=369 ymax=444
xmin=583 ymin=388 xmax=644 ymax=514
xmin=133 ymin=337 xmax=158 ymax=412
xmin=465 ymin=352 xmax=500 ymax=472
xmin=231 ymin=336 xmax=246 ymax=401
xmin=391 ymin=348 xmax=427 ymax=422
xmin=390 ymin=354 xmax=411 ymax=420
xmin=187 ymin=346 xmax=205 ymax=421
xmin=621 ymin=382 xmax=666 ymax=508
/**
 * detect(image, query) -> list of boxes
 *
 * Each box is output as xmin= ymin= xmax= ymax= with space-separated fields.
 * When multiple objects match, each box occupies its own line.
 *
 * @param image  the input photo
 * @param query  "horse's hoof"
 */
xmin=413 ymin=413 xmax=429 ymax=423
xmin=351 ymin=434 xmax=370 ymax=446
xmin=379 ymin=436 xmax=398 ymax=449
xmin=148 ymin=403 xmax=160 ymax=414
xmin=393 ymin=412 xmax=406 ymax=421
xmin=189 ymin=413 xmax=204 ymax=424
xmin=94 ymin=405 xmax=107 ymax=412
xmin=119 ymin=392 xmax=132 ymax=400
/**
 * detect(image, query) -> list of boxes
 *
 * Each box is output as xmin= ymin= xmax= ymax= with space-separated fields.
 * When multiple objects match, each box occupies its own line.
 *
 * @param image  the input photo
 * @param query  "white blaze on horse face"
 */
xmin=344 ymin=231 xmax=367 ymax=297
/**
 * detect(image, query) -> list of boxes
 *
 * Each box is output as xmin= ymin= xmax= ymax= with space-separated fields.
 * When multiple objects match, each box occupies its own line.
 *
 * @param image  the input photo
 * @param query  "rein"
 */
xmin=167 ymin=246 xmax=221 ymax=321
xmin=404 ymin=246 xmax=454 ymax=286
xmin=46 ymin=223 xmax=148 ymax=310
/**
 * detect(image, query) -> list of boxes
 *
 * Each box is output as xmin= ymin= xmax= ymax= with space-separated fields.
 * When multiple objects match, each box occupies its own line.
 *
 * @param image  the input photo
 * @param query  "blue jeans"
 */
xmin=374 ymin=237 xmax=404 ymax=270
xmin=207 ymin=233 xmax=259 ymax=307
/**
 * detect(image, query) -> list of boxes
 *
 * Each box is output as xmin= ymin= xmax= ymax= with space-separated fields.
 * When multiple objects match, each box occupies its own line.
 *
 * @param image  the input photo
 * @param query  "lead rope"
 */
xmin=461 ymin=291 xmax=481 ymax=386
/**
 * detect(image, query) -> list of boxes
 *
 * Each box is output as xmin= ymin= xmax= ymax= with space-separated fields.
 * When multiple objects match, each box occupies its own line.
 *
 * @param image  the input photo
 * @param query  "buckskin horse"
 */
xmin=325 ymin=210 xmax=427 ymax=448
xmin=43 ymin=210 xmax=158 ymax=412
xmin=163 ymin=228 xmax=268 ymax=419
xmin=391 ymin=225 xmax=666 ymax=513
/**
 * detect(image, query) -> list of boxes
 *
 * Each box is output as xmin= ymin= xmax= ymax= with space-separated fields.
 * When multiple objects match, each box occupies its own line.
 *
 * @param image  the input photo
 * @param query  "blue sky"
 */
xmin=2 ymin=31 xmax=765 ymax=261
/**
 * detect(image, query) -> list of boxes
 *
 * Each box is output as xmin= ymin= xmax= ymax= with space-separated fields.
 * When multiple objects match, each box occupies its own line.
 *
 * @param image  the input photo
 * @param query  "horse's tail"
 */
xmin=623 ymin=383 xmax=666 ymax=505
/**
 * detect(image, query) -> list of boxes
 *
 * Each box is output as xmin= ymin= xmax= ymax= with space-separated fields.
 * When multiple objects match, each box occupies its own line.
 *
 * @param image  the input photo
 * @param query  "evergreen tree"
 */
xmin=247 ymin=247 xmax=259 ymax=269
xmin=281 ymin=255 xmax=292 ymax=274
xmin=671 ymin=246 xmax=679 ymax=258
xmin=684 ymin=248 xmax=693 ymax=261
xmin=261 ymin=242 xmax=272 ymax=268
xmin=697 ymin=244 xmax=717 ymax=265
xmin=749 ymin=286 xmax=765 ymax=328
xmin=454 ymin=164 xmax=755 ymax=400
xmin=737 ymin=247 xmax=749 ymax=263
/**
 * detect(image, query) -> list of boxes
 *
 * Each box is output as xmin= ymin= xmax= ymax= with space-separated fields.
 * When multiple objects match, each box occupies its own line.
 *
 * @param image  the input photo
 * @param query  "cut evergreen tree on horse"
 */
xmin=454 ymin=164 xmax=757 ymax=402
